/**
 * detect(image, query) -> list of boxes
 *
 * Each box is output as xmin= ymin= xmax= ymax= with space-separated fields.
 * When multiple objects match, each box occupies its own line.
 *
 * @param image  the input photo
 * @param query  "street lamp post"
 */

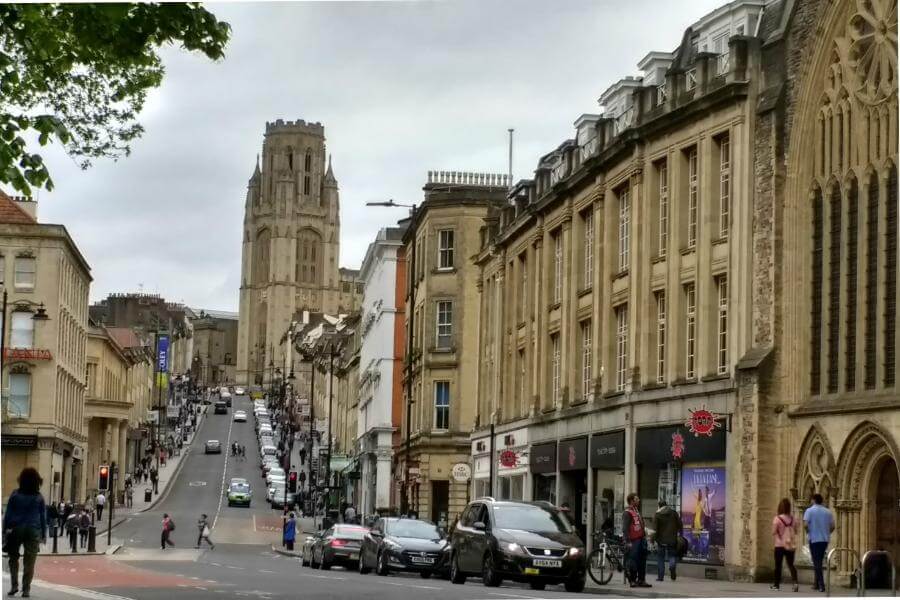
xmin=366 ymin=199 xmax=417 ymax=514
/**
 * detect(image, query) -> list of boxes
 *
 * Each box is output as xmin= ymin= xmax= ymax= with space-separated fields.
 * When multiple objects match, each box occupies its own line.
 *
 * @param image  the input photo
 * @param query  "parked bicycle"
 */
xmin=588 ymin=530 xmax=625 ymax=585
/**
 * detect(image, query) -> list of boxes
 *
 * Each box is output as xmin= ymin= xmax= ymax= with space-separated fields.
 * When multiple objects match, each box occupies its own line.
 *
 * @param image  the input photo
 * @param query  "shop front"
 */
xmin=530 ymin=441 xmax=556 ymax=504
xmin=635 ymin=424 xmax=727 ymax=565
xmin=471 ymin=436 xmax=491 ymax=498
xmin=557 ymin=437 xmax=588 ymax=541
xmin=590 ymin=430 xmax=626 ymax=537
xmin=496 ymin=428 xmax=529 ymax=502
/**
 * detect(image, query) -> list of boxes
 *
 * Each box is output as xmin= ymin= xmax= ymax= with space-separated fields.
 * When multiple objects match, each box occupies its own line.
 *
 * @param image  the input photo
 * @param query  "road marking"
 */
xmin=487 ymin=593 xmax=543 ymax=599
xmin=369 ymin=580 xmax=442 ymax=590
xmin=260 ymin=569 xmax=275 ymax=573
xmin=1 ymin=574 xmax=136 ymax=600
xmin=212 ymin=414 xmax=235 ymax=530
xmin=189 ymin=481 xmax=207 ymax=486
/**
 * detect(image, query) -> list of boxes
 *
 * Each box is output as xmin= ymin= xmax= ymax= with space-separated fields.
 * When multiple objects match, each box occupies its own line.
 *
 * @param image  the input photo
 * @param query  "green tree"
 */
xmin=0 ymin=3 xmax=230 ymax=194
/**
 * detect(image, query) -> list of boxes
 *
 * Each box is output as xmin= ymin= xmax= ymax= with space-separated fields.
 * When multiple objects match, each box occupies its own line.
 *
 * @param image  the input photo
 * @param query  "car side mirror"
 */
xmin=473 ymin=521 xmax=486 ymax=531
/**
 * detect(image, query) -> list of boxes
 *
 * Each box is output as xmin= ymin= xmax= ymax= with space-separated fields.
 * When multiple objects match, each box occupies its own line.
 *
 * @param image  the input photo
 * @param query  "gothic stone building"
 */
xmin=237 ymin=120 xmax=360 ymax=387
xmin=470 ymin=0 xmax=897 ymax=583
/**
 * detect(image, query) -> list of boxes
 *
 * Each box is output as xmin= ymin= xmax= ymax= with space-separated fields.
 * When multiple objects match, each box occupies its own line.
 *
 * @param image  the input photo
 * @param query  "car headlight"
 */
xmin=505 ymin=542 xmax=522 ymax=553
xmin=568 ymin=547 xmax=582 ymax=557
xmin=383 ymin=539 xmax=401 ymax=549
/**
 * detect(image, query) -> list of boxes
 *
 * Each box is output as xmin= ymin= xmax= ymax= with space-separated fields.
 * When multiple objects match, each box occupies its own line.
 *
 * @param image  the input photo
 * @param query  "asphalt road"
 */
xmin=6 ymin=395 xmax=596 ymax=600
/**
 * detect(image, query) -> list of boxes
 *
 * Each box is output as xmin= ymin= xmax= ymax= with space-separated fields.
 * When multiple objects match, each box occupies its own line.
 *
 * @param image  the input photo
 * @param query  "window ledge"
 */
xmin=651 ymin=254 xmax=667 ymax=265
xmin=672 ymin=377 xmax=698 ymax=386
xmin=712 ymin=236 xmax=729 ymax=246
xmin=541 ymin=406 xmax=557 ymax=414
xmin=577 ymin=286 xmax=593 ymax=298
xmin=701 ymin=373 xmax=731 ymax=382
xmin=679 ymin=246 xmax=696 ymax=256
xmin=612 ymin=269 xmax=629 ymax=281
xmin=433 ymin=267 xmax=457 ymax=275
xmin=547 ymin=301 xmax=561 ymax=312
xmin=569 ymin=399 xmax=589 ymax=408
xmin=602 ymin=390 xmax=626 ymax=400
xmin=517 ymin=321 xmax=527 ymax=330
xmin=643 ymin=382 xmax=667 ymax=390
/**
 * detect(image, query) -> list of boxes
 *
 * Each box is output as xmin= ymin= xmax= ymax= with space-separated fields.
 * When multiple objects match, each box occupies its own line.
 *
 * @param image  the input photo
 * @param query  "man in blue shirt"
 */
xmin=803 ymin=493 xmax=835 ymax=592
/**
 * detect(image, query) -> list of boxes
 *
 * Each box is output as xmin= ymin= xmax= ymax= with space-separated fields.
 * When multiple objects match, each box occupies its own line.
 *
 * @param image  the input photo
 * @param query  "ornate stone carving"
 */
xmin=848 ymin=0 xmax=898 ymax=105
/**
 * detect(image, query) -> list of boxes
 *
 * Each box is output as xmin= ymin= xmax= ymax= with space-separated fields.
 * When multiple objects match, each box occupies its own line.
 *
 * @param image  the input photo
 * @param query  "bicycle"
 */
xmin=587 ymin=531 xmax=624 ymax=585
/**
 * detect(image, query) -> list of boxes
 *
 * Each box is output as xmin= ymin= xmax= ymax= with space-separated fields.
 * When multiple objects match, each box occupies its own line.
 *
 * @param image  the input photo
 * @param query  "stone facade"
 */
xmin=190 ymin=308 xmax=238 ymax=386
xmin=236 ymin=119 xmax=361 ymax=387
xmin=0 ymin=191 xmax=91 ymax=506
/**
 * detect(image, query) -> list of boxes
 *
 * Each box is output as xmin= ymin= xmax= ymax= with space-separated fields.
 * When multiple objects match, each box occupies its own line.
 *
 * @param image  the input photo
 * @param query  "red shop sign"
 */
xmin=685 ymin=405 xmax=722 ymax=437
xmin=4 ymin=348 xmax=52 ymax=361
xmin=498 ymin=450 xmax=518 ymax=468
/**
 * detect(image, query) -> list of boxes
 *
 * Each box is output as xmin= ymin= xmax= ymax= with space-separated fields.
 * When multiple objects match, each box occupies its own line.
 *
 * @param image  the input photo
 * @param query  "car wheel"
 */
xmin=310 ymin=549 xmax=319 ymax=569
xmin=359 ymin=553 xmax=371 ymax=575
xmin=482 ymin=552 xmax=502 ymax=587
xmin=564 ymin=575 xmax=586 ymax=593
xmin=376 ymin=551 xmax=389 ymax=576
xmin=419 ymin=571 xmax=432 ymax=579
xmin=301 ymin=550 xmax=309 ymax=567
xmin=227 ymin=501 xmax=232 ymax=507
xmin=450 ymin=552 xmax=466 ymax=584
xmin=320 ymin=557 xmax=331 ymax=570
xmin=528 ymin=581 xmax=546 ymax=591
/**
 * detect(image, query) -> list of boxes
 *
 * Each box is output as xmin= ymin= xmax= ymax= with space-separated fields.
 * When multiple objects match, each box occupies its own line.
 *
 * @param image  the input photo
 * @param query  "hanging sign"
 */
xmin=451 ymin=463 xmax=472 ymax=482
xmin=671 ymin=431 xmax=685 ymax=460
xmin=498 ymin=450 xmax=518 ymax=468
xmin=685 ymin=405 xmax=723 ymax=437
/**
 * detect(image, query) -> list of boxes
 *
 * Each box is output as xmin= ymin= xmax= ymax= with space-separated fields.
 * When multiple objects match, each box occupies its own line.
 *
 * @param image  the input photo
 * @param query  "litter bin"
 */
xmin=144 ymin=488 xmax=152 ymax=502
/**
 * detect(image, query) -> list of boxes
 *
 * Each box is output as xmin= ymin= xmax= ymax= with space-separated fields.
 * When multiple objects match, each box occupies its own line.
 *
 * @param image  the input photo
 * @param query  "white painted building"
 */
xmin=356 ymin=227 xmax=406 ymax=515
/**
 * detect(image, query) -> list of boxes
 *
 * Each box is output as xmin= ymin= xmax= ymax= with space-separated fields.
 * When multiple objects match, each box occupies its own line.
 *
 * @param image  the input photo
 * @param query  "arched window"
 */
xmin=303 ymin=149 xmax=312 ymax=196
xmin=287 ymin=147 xmax=293 ymax=171
xmin=254 ymin=229 xmax=271 ymax=285
xmin=810 ymin=186 xmax=824 ymax=395
xmin=296 ymin=230 xmax=322 ymax=285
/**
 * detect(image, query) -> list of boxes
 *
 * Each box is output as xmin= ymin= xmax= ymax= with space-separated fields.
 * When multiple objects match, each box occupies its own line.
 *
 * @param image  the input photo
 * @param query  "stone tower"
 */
xmin=236 ymin=119 xmax=358 ymax=386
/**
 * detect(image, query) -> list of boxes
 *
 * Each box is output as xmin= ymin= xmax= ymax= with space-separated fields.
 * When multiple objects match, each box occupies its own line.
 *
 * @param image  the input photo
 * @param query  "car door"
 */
xmin=457 ymin=504 xmax=481 ymax=573
xmin=468 ymin=504 xmax=491 ymax=571
xmin=316 ymin=528 xmax=333 ymax=563
xmin=363 ymin=519 xmax=383 ymax=568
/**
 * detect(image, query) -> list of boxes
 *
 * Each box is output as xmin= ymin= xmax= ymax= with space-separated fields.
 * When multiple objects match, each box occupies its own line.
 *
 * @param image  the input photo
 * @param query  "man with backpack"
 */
xmin=653 ymin=500 xmax=682 ymax=581
xmin=622 ymin=493 xmax=652 ymax=588
xmin=161 ymin=513 xmax=175 ymax=549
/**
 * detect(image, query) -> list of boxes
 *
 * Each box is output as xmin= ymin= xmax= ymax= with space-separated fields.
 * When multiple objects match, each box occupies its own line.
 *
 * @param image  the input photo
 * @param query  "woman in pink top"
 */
xmin=770 ymin=498 xmax=799 ymax=592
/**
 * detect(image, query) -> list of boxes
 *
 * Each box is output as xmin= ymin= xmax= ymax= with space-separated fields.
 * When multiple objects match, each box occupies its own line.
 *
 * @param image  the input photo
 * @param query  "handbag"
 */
xmin=676 ymin=535 xmax=689 ymax=558
xmin=202 ymin=526 xmax=210 ymax=537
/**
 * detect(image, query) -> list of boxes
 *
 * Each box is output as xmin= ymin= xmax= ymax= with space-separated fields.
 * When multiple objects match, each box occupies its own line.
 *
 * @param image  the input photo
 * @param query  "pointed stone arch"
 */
xmin=793 ymin=422 xmax=837 ymax=503
xmin=836 ymin=420 xmax=900 ymax=502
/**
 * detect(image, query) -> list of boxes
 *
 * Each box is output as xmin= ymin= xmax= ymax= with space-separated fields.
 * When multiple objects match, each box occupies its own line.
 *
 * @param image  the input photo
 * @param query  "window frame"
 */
xmin=580 ymin=320 xmax=592 ymax=401
xmin=618 ymin=185 xmax=630 ymax=271
xmin=13 ymin=256 xmax=35 ymax=290
xmin=685 ymin=283 xmax=697 ymax=379
xmin=437 ymin=229 xmax=455 ymax=270
xmin=550 ymin=333 xmax=561 ymax=406
xmin=433 ymin=381 xmax=450 ymax=431
xmin=10 ymin=311 xmax=34 ymax=349
xmin=687 ymin=148 xmax=699 ymax=248
xmin=8 ymin=371 xmax=31 ymax=419
xmin=615 ymin=305 xmax=628 ymax=392
xmin=582 ymin=210 xmax=593 ymax=289
xmin=719 ymin=134 xmax=731 ymax=238
xmin=656 ymin=291 xmax=667 ymax=384
xmin=552 ymin=230 xmax=563 ymax=303
xmin=435 ymin=300 xmax=453 ymax=349
xmin=658 ymin=161 xmax=669 ymax=256
xmin=717 ymin=276 xmax=729 ymax=375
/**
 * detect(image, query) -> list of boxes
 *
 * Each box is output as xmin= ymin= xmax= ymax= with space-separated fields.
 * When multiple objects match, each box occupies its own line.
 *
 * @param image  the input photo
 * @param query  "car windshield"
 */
xmin=333 ymin=526 xmax=367 ymax=540
xmin=230 ymin=483 xmax=250 ymax=493
xmin=491 ymin=504 xmax=574 ymax=533
xmin=387 ymin=520 xmax=440 ymax=539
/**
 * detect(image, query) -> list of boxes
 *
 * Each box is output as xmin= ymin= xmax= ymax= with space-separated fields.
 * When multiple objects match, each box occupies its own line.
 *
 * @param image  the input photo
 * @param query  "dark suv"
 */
xmin=449 ymin=498 xmax=586 ymax=592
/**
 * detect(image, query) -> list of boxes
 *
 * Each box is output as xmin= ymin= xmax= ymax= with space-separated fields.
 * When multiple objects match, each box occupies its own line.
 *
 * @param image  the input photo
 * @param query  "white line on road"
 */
xmin=2 ymin=573 xmax=136 ymax=600
xmin=259 ymin=569 xmax=275 ymax=573
xmin=486 ymin=593 xmax=543 ymax=599
xmin=371 ymin=580 xmax=442 ymax=591
xmin=212 ymin=414 xmax=235 ymax=530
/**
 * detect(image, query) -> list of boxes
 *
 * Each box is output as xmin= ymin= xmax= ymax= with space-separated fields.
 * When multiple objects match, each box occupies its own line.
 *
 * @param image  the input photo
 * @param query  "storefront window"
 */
xmin=498 ymin=474 xmax=525 ymax=501
xmin=533 ymin=473 xmax=556 ymax=504
xmin=474 ymin=478 xmax=490 ymax=499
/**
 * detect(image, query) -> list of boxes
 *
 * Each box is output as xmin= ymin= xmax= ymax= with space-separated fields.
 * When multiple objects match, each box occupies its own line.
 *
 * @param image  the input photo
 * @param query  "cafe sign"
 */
xmin=4 ymin=348 xmax=52 ymax=361
xmin=685 ymin=405 xmax=723 ymax=437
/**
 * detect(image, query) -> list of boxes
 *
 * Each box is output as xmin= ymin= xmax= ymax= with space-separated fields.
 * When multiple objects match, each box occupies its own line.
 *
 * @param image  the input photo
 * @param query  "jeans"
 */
xmin=161 ymin=530 xmax=174 ymax=549
xmin=7 ymin=526 xmax=40 ymax=592
xmin=657 ymin=543 xmax=677 ymax=580
xmin=773 ymin=547 xmax=798 ymax=587
xmin=625 ymin=538 xmax=647 ymax=583
xmin=96 ymin=505 xmax=104 ymax=521
xmin=68 ymin=529 xmax=78 ymax=552
xmin=810 ymin=542 xmax=828 ymax=590
xmin=196 ymin=532 xmax=214 ymax=548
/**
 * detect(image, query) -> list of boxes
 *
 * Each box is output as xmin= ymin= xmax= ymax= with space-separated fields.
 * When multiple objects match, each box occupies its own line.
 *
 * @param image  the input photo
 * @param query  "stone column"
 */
xmin=375 ymin=447 xmax=392 ymax=513
xmin=117 ymin=421 xmax=128 ymax=492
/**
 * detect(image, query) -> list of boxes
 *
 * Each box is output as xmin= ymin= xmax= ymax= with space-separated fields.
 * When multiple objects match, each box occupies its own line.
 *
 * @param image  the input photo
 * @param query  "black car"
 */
xmin=359 ymin=518 xmax=447 ymax=578
xmin=449 ymin=499 xmax=586 ymax=592
xmin=214 ymin=400 xmax=228 ymax=414
xmin=310 ymin=524 xmax=369 ymax=569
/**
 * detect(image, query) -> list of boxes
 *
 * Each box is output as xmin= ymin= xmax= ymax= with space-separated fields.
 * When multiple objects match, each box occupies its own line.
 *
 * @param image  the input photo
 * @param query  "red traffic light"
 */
xmin=98 ymin=465 xmax=110 ymax=490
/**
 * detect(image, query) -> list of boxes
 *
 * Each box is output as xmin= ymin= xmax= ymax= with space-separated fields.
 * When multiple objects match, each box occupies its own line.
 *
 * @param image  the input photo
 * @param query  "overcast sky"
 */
xmin=34 ymin=0 xmax=723 ymax=312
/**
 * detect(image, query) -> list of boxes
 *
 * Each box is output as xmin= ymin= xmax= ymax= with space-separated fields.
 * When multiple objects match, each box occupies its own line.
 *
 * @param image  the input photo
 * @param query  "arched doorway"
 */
xmin=873 ymin=458 xmax=899 ymax=571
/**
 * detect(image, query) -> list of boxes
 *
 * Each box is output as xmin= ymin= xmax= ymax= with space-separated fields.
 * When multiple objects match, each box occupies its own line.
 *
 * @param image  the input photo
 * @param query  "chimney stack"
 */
xmin=10 ymin=195 xmax=37 ymax=220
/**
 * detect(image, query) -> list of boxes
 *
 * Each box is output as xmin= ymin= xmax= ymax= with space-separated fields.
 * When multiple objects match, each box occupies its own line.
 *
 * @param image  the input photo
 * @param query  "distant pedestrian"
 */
xmin=95 ymin=492 xmax=106 ymax=521
xmin=46 ymin=502 xmax=58 ymax=537
xmin=65 ymin=509 xmax=79 ymax=553
xmin=283 ymin=513 xmax=296 ymax=551
xmin=161 ymin=513 xmax=175 ymax=549
xmin=78 ymin=508 xmax=91 ymax=548
xmin=3 ymin=468 xmax=48 ymax=597
xmin=343 ymin=504 xmax=357 ymax=524
xmin=125 ymin=485 xmax=134 ymax=508
xmin=196 ymin=514 xmax=215 ymax=550
xmin=770 ymin=498 xmax=799 ymax=592
xmin=623 ymin=493 xmax=651 ymax=588
xmin=803 ymin=493 xmax=834 ymax=593
xmin=150 ymin=468 xmax=159 ymax=488
xmin=653 ymin=500 xmax=681 ymax=581
xmin=143 ymin=468 xmax=149 ymax=483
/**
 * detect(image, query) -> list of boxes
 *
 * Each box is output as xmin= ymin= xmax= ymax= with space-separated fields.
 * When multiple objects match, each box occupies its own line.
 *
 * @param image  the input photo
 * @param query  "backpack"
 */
xmin=167 ymin=519 xmax=176 ymax=532
xmin=778 ymin=515 xmax=795 ymax=551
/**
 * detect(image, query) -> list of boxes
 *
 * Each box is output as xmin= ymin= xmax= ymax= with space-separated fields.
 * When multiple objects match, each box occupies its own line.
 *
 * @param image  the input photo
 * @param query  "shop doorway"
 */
xmin=874 ymin=458 xmax=899 ymax=569
xmin=431 ymin=480 xmax=449 ymax=525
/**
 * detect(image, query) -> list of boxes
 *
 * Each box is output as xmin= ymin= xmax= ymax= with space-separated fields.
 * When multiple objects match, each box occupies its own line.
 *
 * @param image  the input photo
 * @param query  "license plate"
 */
xmin=410 ymin=556 xmax=435 ymax=564
xmin=524 ymin=567 xmax=540 ymax=575
xmin=533 ymin=559 xmax=562 ymax=568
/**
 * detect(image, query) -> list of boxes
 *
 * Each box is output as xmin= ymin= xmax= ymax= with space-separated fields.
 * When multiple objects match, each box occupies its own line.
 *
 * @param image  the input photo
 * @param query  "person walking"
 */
xmin=150 ymin=468 xmax=159 ymax=491
xmin=283 ymin=513 xmax=297 ymax=551
xmin=622 ymin=493 xmax=651 ymax=588
xmin=46 ymin=502 xmax=58 ymax=540
xmin=770 ymin=498 xmax=799 ymax=592
xmin=653 ymin=500 xmax=681 ymax=582
xmin=3 ymin=468 xmax=47 ymax=597
xmin=95 ymin=491 xmax=106 ymax=521
xmin=143 ymin=466 xmax=150 ymax=484
xmin=803 ymin=493 xmax=835 ymax=593
xmin=125 ymin=484 xmax=134 ymax=508
xmin=161 ymin=513 xmax=175 ymax=549
xmin=343 ymin=504 xmax=357 ymax=524
xmin=195 ymin=514 xmax=215 ymax=550
xmin=78 ymin=508 xmax=91 ymax=549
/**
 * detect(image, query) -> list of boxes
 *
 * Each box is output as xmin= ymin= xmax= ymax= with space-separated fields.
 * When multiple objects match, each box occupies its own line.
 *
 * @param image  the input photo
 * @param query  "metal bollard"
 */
xmin=51 ymin=525 xmax=58 ymax=553
xmin=87 ymin=526 xmax=97 ymax=553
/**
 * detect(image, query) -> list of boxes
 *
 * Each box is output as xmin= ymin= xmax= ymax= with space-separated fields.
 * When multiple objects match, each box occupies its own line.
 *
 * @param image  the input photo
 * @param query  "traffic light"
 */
xmin=98 ymin=465 xmax=110 ymax=490
xmin=288 ymin=471 xmax=298 ymax=493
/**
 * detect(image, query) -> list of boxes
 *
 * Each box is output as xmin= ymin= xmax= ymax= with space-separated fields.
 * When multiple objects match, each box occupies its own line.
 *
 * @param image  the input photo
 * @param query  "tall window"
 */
xmin=656 ymin=291 xmax=666 ymax=384
xmin=580 ymin=320 xmax=592 ymax=401
xmin=615 ymin=305 xmax=628 ymax=392
xmin=811 ymin=188 xmax=824 ymax=394
xmin=10 ymin=312 xmax=33 ymax=348
xmin=658 ymin=161 xmax=669 ymax=256
xmin=518 ymin=253 xmax=527 ymax=322
xmin=827 ymin=185 xmax=841 ymax=393
xmin=552 ymin=230 xmax=563 ymax=303
xmin=685 ymin=283 xmax=697 ymax=379
xmin=14 ymin=257 xmax=35 ymax=290
xmin=518 ymin=349 xmax=527 ymax=411
xmin=438 ymin=230 xmax=455 ymax=270
xmin=719 ymin=135 xmax=731 ymax=238
xmin=717 ymin=276 xmax=729 ymax=375
xmin=0 ymin=256 xmax=5 ymax=285
xmin=845 ymin=179 xmax=859 ymax=391
xmin=688 ymin=148 xmax=699 ymax=248
xmin=885 ymin=165 xmax=898 ymax=387
xmin=582 ymin=210 xmax=593 ymax=289
xmin=436 ymin=301 xmax=453 ymax=349
xmin=618 ymin=185 xmax=630 ymax=271
xmin=8 ymin=372 xmax=31 ymax=418
xmin=865 ymin=175 xmax=878 ymax=389
xmin=550 ymin=333 xmax=561 ymax=406
xmin=297 ymin=233 xmax=322 ymax=285
xmin=303 ymin=150 xmax=312 ymax=196
xmin=434 ymin=381 xmax=450 ymax=430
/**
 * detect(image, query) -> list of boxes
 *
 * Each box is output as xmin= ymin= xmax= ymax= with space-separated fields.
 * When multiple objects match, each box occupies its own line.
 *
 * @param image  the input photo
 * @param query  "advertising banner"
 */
xmin=157 ymin=335 xmax=169 ymax=373
xmin=680 ymin=466 xmax=726 ymax=564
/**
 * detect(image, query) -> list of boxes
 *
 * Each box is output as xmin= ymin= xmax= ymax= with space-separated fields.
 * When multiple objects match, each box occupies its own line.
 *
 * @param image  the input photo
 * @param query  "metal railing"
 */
xmin=861 ymin=550 xmax=896 ymax=596
xmin=826 ymin=546 xmax=861 ymax=597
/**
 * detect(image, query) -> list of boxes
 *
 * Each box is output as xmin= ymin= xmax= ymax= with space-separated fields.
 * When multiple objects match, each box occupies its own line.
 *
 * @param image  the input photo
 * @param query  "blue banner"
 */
xmin=157 ymin=335 xmax=169 ymax=373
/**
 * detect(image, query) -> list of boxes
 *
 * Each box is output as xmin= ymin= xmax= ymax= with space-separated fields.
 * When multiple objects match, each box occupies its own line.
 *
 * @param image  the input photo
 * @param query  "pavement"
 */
xmin=5 ymin=394 xmax=881 ymax=599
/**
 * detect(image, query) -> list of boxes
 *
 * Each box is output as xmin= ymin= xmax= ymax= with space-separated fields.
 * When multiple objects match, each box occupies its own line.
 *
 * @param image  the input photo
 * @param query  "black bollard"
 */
xmin=52 ymin=525 xmax=58 ymax=554
xmin=87 ymin=526 xmax=96 ymax=553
